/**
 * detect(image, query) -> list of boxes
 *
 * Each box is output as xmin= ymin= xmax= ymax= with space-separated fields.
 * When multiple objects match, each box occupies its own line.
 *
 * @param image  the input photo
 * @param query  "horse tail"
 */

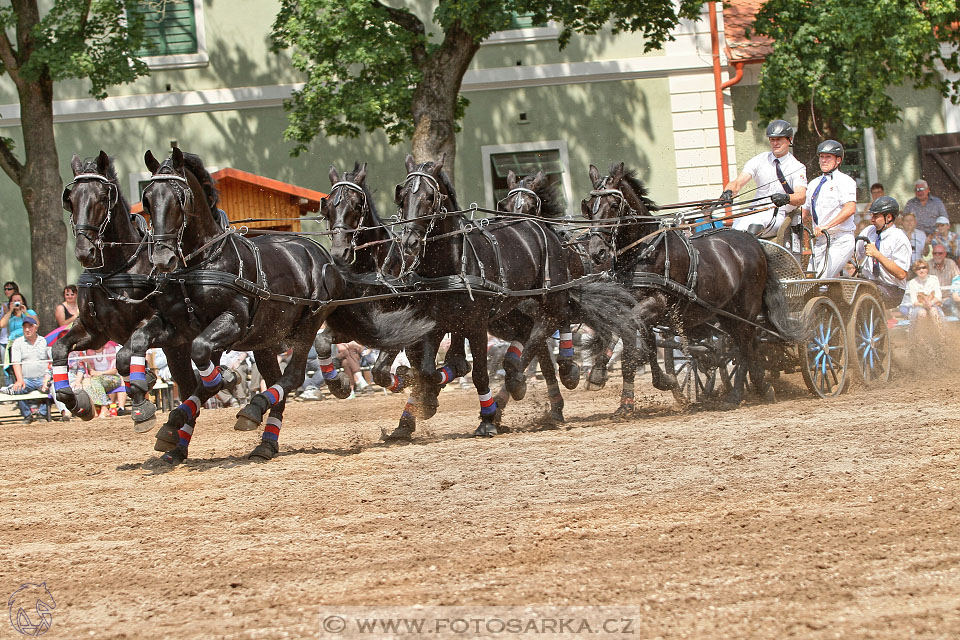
xmin=570 ymin=280 xmax=640 ymax=353
xmin=356 ymin=308 xmax=435 ymax=350
xmin=763 ymin=265 xmax=806 ymax=342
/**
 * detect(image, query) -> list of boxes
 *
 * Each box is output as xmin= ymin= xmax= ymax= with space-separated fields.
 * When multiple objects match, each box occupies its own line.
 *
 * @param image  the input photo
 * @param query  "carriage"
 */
xmin=661 ymin=237 xmax=891 ymax=404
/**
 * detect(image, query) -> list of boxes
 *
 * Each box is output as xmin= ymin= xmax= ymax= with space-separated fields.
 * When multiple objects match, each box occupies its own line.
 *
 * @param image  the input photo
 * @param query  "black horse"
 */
xmin=118 ymin=148 xmax=429 ymax=464
xmin=392 ymin=154 xmax=590 ymax=437
xmin=56 ymin=151 xmax=200 ymax=434
xmin=583 ymin=162 xmax=803 ymax=408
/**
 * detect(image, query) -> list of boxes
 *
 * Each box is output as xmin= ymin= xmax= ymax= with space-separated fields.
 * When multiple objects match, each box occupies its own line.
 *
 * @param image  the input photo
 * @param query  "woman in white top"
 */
xmin=905 ymin=259 xmax=943 ymax=327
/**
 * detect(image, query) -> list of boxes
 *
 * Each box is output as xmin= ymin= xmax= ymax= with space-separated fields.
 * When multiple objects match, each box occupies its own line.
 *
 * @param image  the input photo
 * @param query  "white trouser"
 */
xmin=808 ymin=231 xmax=855 ymax=279
xmin=732 ymin=208 xmax=786 ymax=238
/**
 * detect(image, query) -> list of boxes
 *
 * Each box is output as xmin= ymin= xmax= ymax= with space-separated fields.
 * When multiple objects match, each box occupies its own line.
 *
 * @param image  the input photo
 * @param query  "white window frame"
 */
xmin=480 ymin=140 xmax=573 ymax=217
xmin=482 ymin=21 xmax=560 ymax=46
xmin=137 ymin=0 xmax=209 ymax=70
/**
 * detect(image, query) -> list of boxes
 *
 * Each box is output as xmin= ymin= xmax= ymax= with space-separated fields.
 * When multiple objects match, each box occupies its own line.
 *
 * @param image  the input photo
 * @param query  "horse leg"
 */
xmin=439 ymin=333 xmax=472 ymax=383
xmin=635 ymin=296 xmax=676 ymax=391
xmin=117 ymin=314 xmax=177 ymax=433
xmin=381 ymin=338 xmax=436 ymax=442
xmin=247 ymin=340 xmax=312 ymax=461
xmin=154 ymin=350 xmax=200 ymax=453
xmin=160 ymin=313 xmax=244 ymax=465
xmin=312 ymin=330 xmax=352 ymax=399
xmin=468 ymin=329 xmax=500 ymax=437
xmin=536 ymin=340 xmax=565 ymax=425
xmin=51 ymin=321 xmax=103 ymax=422
xmin=555 ymin=326 xmax=581 ymax=390
xmin=586 ymin=336 xmax=618 ymax=389
xmin=501 ymin=339 xmax=528 ymax=400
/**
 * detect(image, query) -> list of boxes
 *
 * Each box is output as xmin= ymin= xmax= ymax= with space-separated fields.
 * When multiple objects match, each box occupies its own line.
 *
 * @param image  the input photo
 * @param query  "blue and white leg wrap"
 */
xmin=198 ymin=361 xmax=222 ymax=388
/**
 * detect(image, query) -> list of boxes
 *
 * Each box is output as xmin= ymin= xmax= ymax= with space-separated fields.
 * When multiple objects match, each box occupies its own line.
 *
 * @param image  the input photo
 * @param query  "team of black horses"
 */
xmin=56 ymin=148 xmax=801 ymax=465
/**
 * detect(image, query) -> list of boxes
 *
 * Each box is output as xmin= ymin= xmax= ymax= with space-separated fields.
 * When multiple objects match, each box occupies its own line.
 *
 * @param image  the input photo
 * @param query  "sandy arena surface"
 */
xmin=1 ymin=346 xmax=959 ymax=639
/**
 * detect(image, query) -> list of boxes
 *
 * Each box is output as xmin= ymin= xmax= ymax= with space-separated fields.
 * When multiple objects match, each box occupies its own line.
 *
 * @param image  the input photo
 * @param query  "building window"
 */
xmin=842 ymin=136 xmax=868 ymax=200
xmin=481 ymin=141 xmax=573 ymax=216
xmin=130 ymin=0 xmax=208 ymax=69
xmin=482 ymin=15 xmax=559 ymax=45
xmin=505 ymin=12 xmax=544 ymax=30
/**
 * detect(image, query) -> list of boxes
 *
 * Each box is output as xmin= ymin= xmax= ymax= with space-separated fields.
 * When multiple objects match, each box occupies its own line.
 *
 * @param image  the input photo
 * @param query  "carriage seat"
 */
xmin=758 ymin=239 xmax=805 ymax=281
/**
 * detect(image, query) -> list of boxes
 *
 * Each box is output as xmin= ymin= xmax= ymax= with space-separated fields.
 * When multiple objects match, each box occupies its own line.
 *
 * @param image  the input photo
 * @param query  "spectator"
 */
xmin=929 ymin=216 xmax=958 ymax=260
xmin=1 ymin=314 xmax=48 ymax=423
xmin=843 ymin=260 xmax=857 ymax=277
xmin=905 ymin=259 xmax=944 ymax=331
xmin=336 ymin=342 xmax=370 ymax=397
xmin=900 ymin=212 xmax=928 ymax=267
xmin=0 ymin=281 xmax=18 ymax=371
xmin=870 ymin=183 xmax=885 ymax=203
xmin=903 ymin=179 xmax=948 ymax=235
xmin=217 ymin=350 xmax=253 ymax=406
xmin=79 ymin=342 xmax=127 ymax=418
xmin=296 ymin=345 xmax=326 ymax=401
xmin=1 ymin=292 xmax=37 ymax=380
xmin=54 ymin=284 xmax=79 ymax=327
xmin=929 ymin=245 xmax=960 ymax=318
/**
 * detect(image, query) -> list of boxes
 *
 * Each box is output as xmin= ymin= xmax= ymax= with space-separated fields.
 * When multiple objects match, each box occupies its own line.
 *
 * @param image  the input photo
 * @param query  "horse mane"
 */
xmin=522 ymin=175 xmax=564 ymax=219
xmin=345 ymin=163 xmax=385 ymax=228
xmin=418 ymin=161 xmax=460 ymax=211
xmin=180 ymin=152 xmax=221 ymax=212
xmin=80 ymin=156 xmax=131 ymax=216
xmin=610 ymin=163 xmax=660 ymax=213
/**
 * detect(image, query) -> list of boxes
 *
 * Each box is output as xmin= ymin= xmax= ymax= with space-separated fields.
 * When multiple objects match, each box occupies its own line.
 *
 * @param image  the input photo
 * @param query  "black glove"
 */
xmin=718 ymin=189 xmax=734 ymax=205
xmin=770 ymin=192 xmax=790 ymax=207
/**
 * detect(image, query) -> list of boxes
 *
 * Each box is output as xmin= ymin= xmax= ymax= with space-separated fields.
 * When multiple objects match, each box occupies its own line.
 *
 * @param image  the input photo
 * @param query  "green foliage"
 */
xmin=272 ymin=0 xmax=704 ymax=155
xmin=754 ymin=0 xmax=960 ymax=140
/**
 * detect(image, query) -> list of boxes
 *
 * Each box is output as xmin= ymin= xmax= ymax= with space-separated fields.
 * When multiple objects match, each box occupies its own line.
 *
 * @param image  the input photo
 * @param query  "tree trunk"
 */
xmin=19 ymin=71 xmax=66 ymax=333
xmin=795 ymin=102 xmax=841 ymax=179
xmin=410 ymin=26 xmax=480 ymax=186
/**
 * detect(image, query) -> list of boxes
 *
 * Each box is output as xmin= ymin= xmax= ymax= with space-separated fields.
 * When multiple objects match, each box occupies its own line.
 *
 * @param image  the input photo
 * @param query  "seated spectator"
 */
xmin=843 ymin=260 xmax=857 ymax=277
xmin=870 ymin=183 xmax=885 ymax=203
xmin=54 ymin=284 xmax=79 ymax=327
xmin=79 ymin=342 xmax=127 ymax=418
xmin=899 ymin=212 xmax=927 ymax=268
xmin=929 ymin=245 xmax=960 ymax=318
xmin=929 ymin=216 xmax=958 ymax=260
xmin=218 ymin=350 xmax=253 ymax=406
xmin=336 ymin=342 xmax=370 ymax=397
xmin=906 ymin=259 xmax=944 ymax=329
xmin=1 ymin=292 xmax=37 ymax=374
xmin=0 ymin=315 xmax=48 ymax=423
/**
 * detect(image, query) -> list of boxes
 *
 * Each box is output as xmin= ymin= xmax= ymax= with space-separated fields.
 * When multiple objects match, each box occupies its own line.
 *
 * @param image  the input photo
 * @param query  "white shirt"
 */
xmin=904 ymin=228 xmax=927 ymax=264
xmin=857 ymin=226 xmax=911 ymax=289
xmin=741 ymin=151 xmax=807 ymax=214
xmin=11 ymin=335 xmax=48 ymax=380
xmin=907 ymin=274 xmax=942 ymax=306
xmin=803 ymin=169 xmax=856 ymax=233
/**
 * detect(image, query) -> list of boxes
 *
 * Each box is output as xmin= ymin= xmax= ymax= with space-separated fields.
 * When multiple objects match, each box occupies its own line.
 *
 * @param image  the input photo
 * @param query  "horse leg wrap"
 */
xmin=53 ymin=366 xmax=77 ymax=411
xmin=387 ymin=367 xmax=409 ymax=393
xmin=473 ymin=391 xmax=500 ymax=437
xmin=262 ymin=384 xmax=285 ymax=406
xmin=249 ymin=416 xmax=281 ymax=460
xmin=435 ymin=364 xmax=458 ymax=386
xmin=319 ymin=357 xmax=352 ymax=399
xmin=198 ymin=361 xmax=223 ymax=391
xmin=443 ymin=354 xmax=472 ymax=379
xmin=545 ymin=380 xmax=565 ymax=424
xmin=382 ymin=398 xmax=417 ymax=442
xmin=262 ymin=416 xmax=281 ymax=443
xmin=502 ymin=343 xmax=527 ymax=401
xmin=614 ymin=382 xmax=636 ymax=417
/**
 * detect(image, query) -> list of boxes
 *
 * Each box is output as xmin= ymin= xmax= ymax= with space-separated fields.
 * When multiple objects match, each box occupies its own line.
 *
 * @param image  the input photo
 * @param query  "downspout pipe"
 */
xmin=709 ymin=1 xmax=731 ymax=187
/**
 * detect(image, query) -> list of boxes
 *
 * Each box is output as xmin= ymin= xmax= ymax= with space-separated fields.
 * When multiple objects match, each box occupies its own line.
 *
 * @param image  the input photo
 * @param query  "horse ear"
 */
xmin=589 ymin=164 xmax=601 ymax=185
xmin=404 ymin=154 xmax=416 ymax=173
xmin=329 ymin=166 xmax=340 ymax=185
xmin=613 ymin=162 xmax=625 ymax=179
xmin=145 ymin=150 xmax=160 ymax=173
xmin=96 ymin=150 xmax=110 ymax=175
xmin=531 ymin=170 xmax=546 ymax=189
xmin=394 ymin=184 xmax=404 ymax=205
xmin=172 ymin=147 xmax=184 ymax=170
xmin=506 ymin=170 xmax=518 ymax=189
xmin=71 ymin=154 xmax=83 ymax=176
xmin=434 ymin=152 xmax=446 ymax=174
xmin=356 ymin=162 xmax=367 ymax=185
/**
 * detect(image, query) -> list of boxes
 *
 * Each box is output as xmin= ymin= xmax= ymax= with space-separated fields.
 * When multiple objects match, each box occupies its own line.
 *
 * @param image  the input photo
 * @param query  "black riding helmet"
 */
xmin=765 ymin=119 xmax=794 ymax=140
xmin=868 ymin=195 xmax=899 ymax=219
xmin=816 ymin=139 xmax=844 ymax=158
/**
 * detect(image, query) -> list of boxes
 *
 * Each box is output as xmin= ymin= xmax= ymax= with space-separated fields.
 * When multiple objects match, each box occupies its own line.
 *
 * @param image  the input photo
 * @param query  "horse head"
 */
xmin=63 ymin=151 xmax=124 ymax=268
xmin=582 ymin=162 xmax=658 ymax=266
xmin=322 ymin=161 xmax=369 ymax=266
xmin=395 ymin=153 xmax=451 ymax=269
xmin=142 ymin=147 xmax=214 ymax=273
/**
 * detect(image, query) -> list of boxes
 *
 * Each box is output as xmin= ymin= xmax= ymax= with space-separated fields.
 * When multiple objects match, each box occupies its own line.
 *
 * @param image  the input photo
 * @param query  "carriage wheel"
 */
xmin=799 ymin=296 xmax=848 ymax=398
xmin=846 ymin=293 xmax=891 ymax=385
xmin=665 ymin=349 xmax=718 ymax=404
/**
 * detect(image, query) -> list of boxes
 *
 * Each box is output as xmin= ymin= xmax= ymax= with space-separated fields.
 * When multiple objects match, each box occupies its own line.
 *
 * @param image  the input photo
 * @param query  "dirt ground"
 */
xmin=2 ymin=343 xmax=960 ymax=639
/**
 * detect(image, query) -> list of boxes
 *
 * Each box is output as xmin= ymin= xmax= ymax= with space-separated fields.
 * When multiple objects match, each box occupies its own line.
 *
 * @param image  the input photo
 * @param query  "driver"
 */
xmin=857 ymin=196 xmax=911 ymax=308
xmin=801 ymin=140 xmax=857 ymax=278
xmin=719 ymin=119 xmax=807 ymax=237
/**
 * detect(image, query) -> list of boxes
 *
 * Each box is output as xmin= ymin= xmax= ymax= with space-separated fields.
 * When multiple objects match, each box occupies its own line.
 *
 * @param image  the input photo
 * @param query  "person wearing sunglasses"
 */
xmin=905 ymin=259 xmax=944 ymax=333
xmin=928 ymin=245 xmax=960 ymax=319
xmin=903 ymin=179 xmax=947 ymax=235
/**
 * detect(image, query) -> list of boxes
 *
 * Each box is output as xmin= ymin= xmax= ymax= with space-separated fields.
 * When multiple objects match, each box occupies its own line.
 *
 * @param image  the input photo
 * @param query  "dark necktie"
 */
xmin=774 ymin=158 xmax=794 ymax=195
xmin=873 ymin=231 xmax=882 ymax=277
xmin=810 ymin=174 xmax=830 ymax=225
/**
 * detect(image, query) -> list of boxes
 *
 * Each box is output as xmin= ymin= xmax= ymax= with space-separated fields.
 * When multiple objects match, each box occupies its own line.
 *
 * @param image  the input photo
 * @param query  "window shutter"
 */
xmin=132 ymin=1 xmax=198 ymax=56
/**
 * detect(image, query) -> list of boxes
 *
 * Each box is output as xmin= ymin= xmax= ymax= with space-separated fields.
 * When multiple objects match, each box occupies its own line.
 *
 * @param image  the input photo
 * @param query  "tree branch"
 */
xmin=0 ymin=25 xmax=20 ymax=81
xmin=370 ymin=0 xmax=426 ymax=65
xmin=0 ymin=137 xmax=25 ymax=186
xmin=77 ymin=0 xmax=94 ymax=40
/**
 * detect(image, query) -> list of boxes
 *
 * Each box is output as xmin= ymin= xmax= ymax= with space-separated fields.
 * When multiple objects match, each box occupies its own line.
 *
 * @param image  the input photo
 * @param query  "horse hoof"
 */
xmin=544 ymin=408 xmax=565 ymax=425
xmin=248 ymin=440 xmax=279 ymax=461
xmin=420 ymin=393 xmax=439 ymax=420
xmin=326 ymin=372 xmax=353 ymax=399
xmin=154 ymin=423 xmax=180 ymax=451
xmin=381 ymin=424 xmax=414 ymax=442
xmin=234 ymin=415 xmax=260 ymax=432
xmin=445 ymin=355 xmax=472 ymax=379
xmin=133 ymin=402 xmax=157 ymax=433
xmin=73 ymin=390 xmax=96 ymax=421
xmin=558 ymin=361 xmax=580 ymax=390
xmin=586 ymin=366 xmax=608 ymax=390
xmin=505 ymin=374 xmax=527 ymax=401
xmin=159 ymin=445 xmax=188 ymax=466
xmin=154 ymin=437 xmax=177 ymax=453
xmin=613 ymin=403 xmax=635 ymax=418
xmin=763 ymin=386 xmax=776 ymax=402
xmin=473 ymin=421 xmax=498 ymax=437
